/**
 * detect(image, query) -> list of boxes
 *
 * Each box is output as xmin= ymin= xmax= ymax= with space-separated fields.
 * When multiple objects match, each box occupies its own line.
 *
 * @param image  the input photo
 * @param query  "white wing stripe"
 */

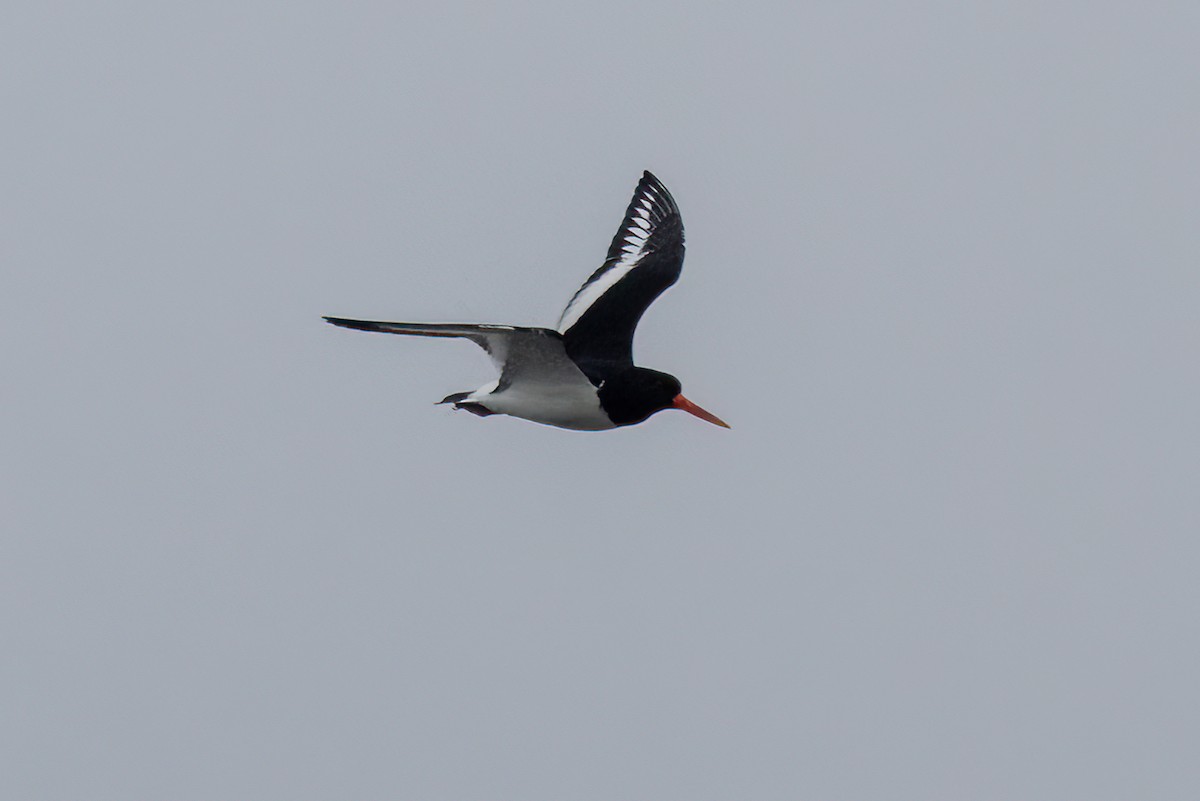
xmin=557 ymin=253 xmax=644 ymax=332
xmin=557 ymin=176 xmax=676 ymax=334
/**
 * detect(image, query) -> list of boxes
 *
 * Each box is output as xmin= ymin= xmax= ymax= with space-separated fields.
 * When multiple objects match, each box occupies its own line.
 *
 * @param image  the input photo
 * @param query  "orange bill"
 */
xmin=672 ymin=394 xmax=730 ymax=429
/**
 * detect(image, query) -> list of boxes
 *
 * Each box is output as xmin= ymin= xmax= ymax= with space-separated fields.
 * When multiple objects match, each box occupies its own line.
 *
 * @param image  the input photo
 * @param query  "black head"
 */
xmin=598 ymin=367 xmax=729 ymax=428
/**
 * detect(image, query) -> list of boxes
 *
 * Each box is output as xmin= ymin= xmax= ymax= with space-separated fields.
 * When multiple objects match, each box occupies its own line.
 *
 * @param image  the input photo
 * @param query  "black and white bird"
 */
xmin=324 ymin=171 xmax=728 ymax=431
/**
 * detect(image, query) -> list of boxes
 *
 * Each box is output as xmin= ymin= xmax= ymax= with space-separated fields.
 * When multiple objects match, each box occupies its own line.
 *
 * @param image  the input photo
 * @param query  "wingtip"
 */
xmin=636 ymin=171 xmax=677 ymax=213
xmin=324 ymin=316 xmax=377 ymax=332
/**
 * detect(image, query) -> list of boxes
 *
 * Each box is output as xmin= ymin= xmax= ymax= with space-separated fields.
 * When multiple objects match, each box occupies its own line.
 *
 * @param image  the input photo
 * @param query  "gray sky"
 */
xmin=4 ymin=2 xmax=1199 ymax=799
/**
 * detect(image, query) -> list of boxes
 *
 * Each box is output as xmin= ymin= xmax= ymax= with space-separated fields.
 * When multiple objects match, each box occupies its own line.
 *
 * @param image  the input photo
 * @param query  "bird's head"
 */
xmin=599 ymin=368 xmax=729 ymax=429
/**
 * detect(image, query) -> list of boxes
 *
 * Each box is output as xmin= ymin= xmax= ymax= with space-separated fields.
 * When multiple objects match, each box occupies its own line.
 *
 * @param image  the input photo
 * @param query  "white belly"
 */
xmin=468 ymin=379 xmax=615 ymax=431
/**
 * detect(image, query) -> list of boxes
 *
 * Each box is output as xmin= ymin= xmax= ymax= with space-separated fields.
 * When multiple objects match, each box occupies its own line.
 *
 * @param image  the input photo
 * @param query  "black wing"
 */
xmin=557 ymin=171 xmax=685 ymax=378
xmin=322 ymin=317 xmax=574 ymax=390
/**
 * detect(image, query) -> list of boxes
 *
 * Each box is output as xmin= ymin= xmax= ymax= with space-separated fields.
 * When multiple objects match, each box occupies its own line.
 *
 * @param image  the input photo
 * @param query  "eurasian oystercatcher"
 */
xmin=324 ymin=171 xmax=728 ymax=431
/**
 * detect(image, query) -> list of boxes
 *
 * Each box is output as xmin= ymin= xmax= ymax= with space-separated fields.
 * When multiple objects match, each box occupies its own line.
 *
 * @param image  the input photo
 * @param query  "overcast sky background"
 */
xmin=4 ymin=2 xmax=1199 ymax=799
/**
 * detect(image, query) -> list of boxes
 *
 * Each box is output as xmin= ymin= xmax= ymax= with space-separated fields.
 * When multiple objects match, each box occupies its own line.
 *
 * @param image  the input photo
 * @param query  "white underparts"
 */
xmin=462 ymin=376 xmax=614 ymax=431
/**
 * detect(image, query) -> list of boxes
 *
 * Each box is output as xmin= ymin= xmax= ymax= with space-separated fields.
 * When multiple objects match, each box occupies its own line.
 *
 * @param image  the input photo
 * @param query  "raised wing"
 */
xmin=557 ymin=171 xmax=685 ymax=376
xmin=322 ymin=317 xmax=578 ymax=390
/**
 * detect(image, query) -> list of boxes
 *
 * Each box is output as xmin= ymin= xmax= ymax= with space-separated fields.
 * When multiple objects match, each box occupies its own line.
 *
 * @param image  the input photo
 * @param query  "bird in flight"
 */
xmin=324 ymin=171 xmax=728 ymax=431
